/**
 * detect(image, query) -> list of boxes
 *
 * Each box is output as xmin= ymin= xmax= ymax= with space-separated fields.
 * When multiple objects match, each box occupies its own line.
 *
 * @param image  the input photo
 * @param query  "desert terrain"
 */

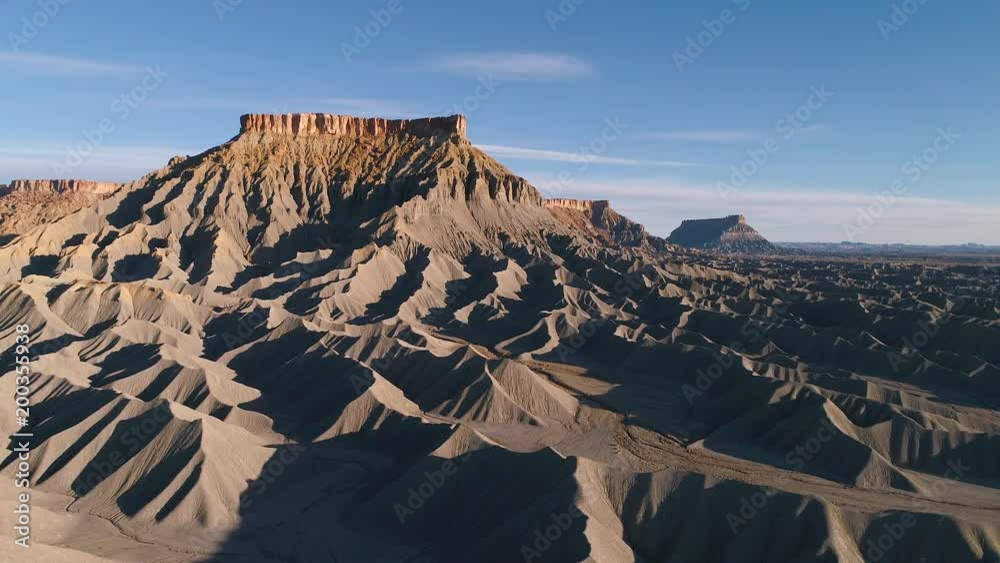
xmin=1 ymin=114 xmax=998 ymax=562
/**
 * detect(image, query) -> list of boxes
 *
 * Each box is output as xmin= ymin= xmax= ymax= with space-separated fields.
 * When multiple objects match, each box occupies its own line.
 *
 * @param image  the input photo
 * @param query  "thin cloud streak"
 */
xmin=526 ymin=176 xmax=1000 ymax=245
xmin=643 ymin=130 xmax=761 ymax=143
xmin=0 ymin=145 xmax=196 ymax=183
xmin=0 ymin=145 xmax=192 ymax=159
xmin=153 ymin=96 xmax=419 ymax=117
xmin=409 ymin=52 xmax=594 ymax=82
xmin=480 ymin=145 xmax=699 ymax=167
xmin=642 ymin=126 xmax=828 ymax=143
xmin=0 ymin=52 xmax=146 ymax=74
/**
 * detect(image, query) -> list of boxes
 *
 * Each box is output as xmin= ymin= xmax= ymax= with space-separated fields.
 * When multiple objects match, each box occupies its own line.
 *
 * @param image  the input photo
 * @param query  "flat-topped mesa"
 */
xmin=679 ymin=214 xmax=746 ymax=227
xmin=544 ymin=199 xmax=610 ymax=213
xmin=4 ymin=179 xmax=121 ymax=196
xmin=239 ymin=113 xmax=468 ymax=140
xmin=669 ymin=214 xmax=775 ymax=253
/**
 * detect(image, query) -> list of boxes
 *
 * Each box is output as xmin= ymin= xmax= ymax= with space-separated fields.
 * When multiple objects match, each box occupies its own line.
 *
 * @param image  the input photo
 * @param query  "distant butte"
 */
xmin=239 ymin=113 xmax=468 ymax=139
xmin=545 ymin=198 xmax=672 ymax=251
xmin=667 ymin=214 xmax=776 ymax=253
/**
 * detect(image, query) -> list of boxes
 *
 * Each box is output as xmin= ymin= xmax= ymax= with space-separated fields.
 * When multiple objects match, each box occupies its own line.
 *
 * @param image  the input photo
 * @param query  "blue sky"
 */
xmin=2 ymin=0 xmax=998 ymax=244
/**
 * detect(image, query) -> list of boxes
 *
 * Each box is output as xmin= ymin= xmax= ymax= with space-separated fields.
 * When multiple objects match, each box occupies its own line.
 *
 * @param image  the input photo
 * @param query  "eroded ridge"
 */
xmin=1 ymin=114 xmax=998 ymax=563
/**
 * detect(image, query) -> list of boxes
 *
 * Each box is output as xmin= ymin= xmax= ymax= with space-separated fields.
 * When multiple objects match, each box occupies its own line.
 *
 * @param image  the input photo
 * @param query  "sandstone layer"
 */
xmin=4 ymin=179 xmax=121 ymax=195
xmin=0 ymin=115 xmax=997 ymax=563
xmin=0 ymin=179 xmax=124 ymax=241
xmin=240 ymin=113 xmax=468 ymax=139
xmin=544 ymin=198 xmax=611 ymax=213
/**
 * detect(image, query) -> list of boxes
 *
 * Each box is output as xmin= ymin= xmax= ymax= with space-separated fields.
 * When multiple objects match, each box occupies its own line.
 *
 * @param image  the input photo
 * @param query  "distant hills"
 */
xmin=783 ymin=241 xmax=1000 ymax=259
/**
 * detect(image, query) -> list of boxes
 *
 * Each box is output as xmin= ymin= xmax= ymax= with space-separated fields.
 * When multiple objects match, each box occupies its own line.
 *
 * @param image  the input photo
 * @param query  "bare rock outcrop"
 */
xmin=667 ymin=214 xmax=776 ymax=253
xmin=229 ymin=114 xmax=543 ymax=222
xmin=545 ymin=198 xmax=672 ymax=252
xmin=1 ymin=113 xmax=999 ymax=563
xmin=240 ymin=113 xmax=468 ymax=139
xmin=544 ymin=198 xmax=610 ymax=213
xmin=4 ymin=178 xmax=122 ymax=195
xmin=0 ymin=179 xmax=122 ymax=239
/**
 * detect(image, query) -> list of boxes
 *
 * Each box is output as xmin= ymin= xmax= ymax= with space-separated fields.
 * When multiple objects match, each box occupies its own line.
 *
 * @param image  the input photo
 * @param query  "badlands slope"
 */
xmin=0 ymin=180 xmax=123 ymax=244
xmin=544 ymin=199 xmax=674 ymax=252
xmin=1 ymin=114 xmax=998 ymax=563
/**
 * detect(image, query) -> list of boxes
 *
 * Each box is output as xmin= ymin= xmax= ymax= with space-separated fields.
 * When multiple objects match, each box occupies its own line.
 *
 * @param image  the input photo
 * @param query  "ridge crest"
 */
xmin=239 ymin=113 xmax=468 ymax=139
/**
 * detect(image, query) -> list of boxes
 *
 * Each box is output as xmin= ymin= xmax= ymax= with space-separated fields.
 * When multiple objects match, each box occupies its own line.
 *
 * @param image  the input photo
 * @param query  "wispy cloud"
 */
xmin=642 ymin=130 xmax=761 ymax=143
xmin=153 ymin=96 xmax=279 ymax=111
xmin=479 ymin=145 xmax=699 ymax=167
xmin=410 ymin=52 xmax=594 ymax=82
xmin=638 ymin=123 xmax=829 ymax=143
xmin=0 ymin=52 xmax=146 ymax=74
xmin=154 ymin=96 xmax=419 ymax=117
xmin=799 ymin=124 xmax=828 ymax=134
xmin=0 ymin=145 xmax=196 ymax=182
xmin=642 ymin=126 xmax=828 ymax=143
xmin=526 ymin=176 xmax=1000 ymax=245
xmin=291 ymin=97 xmax=421 ymax=117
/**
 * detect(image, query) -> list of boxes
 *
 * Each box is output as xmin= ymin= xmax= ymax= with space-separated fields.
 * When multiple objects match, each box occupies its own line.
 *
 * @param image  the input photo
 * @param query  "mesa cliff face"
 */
xmin=544 ymin=198 xmax=610 ymax=213
xmin=240 ymin=113 xmax=468 ymax=139
xmin=667 ymin=214 xmax=776 ymax=253
xmin=5 ymin=178 xmax=122 ymax=195
xmin=545 ymin=198 xmax=672 ymax=251
xmin=225 ymin=113 xmax=549 ymax=259
xmin=1 ymin=178 xmax=123 ymax=238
